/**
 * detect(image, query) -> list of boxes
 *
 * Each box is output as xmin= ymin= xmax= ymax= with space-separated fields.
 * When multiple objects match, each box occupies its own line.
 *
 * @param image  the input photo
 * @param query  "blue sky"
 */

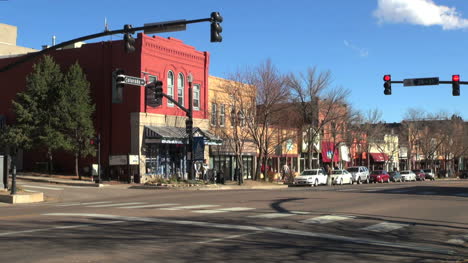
xmin=2 ymin=0 xmax=468 ymax=122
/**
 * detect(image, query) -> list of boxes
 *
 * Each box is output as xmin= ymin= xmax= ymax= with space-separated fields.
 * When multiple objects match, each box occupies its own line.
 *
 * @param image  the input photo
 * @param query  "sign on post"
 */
xmin=403 ymin=77 xmax=439 ymax=87
xmin=193 ymin=136 xmax=205 ymax=161
xmin=123 ymin=76 xmax=146 ymax=86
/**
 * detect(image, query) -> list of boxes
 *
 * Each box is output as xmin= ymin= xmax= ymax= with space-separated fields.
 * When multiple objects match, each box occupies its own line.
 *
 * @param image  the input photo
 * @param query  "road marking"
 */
xmin=302 ymin=215 xmax=355 ymax=224
xmin=86 ymin=202 xmax=146 ymax=208
xmin=290 ymin=211 xmax=312 ymax=215
xmin=197 ymin=231 xmax=264 ymax=244
xmin=362 ymin=222 xmax=409 ymax=232
xmin=363 ymin=189 xmax=379 ymax=192
xmin=338 ymin=189 xmax=358 ymax=192
xmin=248 ymin=213 xmax=295 ymax=218
xmin=159 ymin=205 xmax=220 ymax=210
xmin=23 ymin=189 xmax=39 ymax=193
xmin=43 ymin=213 xmax=455 ymax=255
xmin=193 ymin=207 xmax=256 ymax=214
xmin=0 ymin=220 xmax=124 ymax=237
xmin=21 ymin=185 xmax=63 ymax=191
xmin=56 ymin=201 xmax=114 ymax=207
xmin=119 ymin=203 xmax=179 ymax=209
xmin=446 ymin=235 xmax=468 ymax=245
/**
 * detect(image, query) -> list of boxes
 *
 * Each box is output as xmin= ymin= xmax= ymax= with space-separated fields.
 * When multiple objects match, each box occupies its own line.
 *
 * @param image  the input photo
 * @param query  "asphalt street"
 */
xmin=0 ymin=179 xmax=467 ymax=262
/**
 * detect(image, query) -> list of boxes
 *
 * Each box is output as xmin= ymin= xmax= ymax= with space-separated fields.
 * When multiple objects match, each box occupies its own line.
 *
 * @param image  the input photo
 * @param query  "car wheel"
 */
xmin=366 ymin=178 xmax=370 ymax=184
xmin=387 ymin=178 xmax=390 ymax=183
xmin=358 ymin=177 xmax=361 ymax=184
xmin=314 ymin=179 xmax=318 ymax=187
xmin=339 ymin=178 xmax=343 ymax=185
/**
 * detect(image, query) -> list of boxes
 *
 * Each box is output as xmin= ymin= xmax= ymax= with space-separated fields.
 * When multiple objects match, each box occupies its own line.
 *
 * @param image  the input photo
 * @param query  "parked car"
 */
xmin=346 ymin=166 xmax=370 ymax=184
xmin=423 ymin=169 xmax=436 ymax=181
xmin=370 ymin=170 xmax=390 ymax=183
xmin=293 ymin=169 xmax=328 ymax=187
xmin=389 ymin=171 xmax=403 ymax=182
xmin=412 ymin=169 xmax=426 ymax=181
xmin=331 ymin=169 xmax=353 ymax=185
xmin=400 ymin=170 xmax=417 ymax=181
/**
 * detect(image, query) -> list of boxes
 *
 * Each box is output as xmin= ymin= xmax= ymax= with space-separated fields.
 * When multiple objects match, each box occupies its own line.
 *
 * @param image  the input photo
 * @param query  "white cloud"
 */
xmin=374 ymin=0 xmax=468 ymax=30
xmin=344 ymin=40 xmax=369 ymax=57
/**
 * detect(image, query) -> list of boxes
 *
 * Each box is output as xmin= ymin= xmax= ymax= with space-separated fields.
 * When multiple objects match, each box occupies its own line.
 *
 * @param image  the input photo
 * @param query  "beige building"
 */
xmin=0 ymin=23 xmax=37 ymax=56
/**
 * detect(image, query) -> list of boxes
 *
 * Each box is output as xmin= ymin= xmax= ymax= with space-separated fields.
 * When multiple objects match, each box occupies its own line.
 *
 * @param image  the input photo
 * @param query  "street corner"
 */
xmin=0 ymin=191 xmax=44 ymax=204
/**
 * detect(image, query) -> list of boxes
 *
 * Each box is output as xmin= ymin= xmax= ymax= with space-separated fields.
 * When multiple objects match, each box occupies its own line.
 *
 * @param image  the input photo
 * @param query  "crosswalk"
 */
xmin=54 ymin=201 xmax=417 ymax=234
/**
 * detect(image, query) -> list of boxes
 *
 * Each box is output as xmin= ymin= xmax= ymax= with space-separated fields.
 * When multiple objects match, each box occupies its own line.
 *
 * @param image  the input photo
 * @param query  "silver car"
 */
xmin=346 ymin=166 xmax=370 ymax=184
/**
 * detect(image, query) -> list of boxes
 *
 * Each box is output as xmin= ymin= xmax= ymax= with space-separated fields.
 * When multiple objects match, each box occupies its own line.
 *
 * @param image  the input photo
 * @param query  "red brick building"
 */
xmin=0 ymin=33 xmax=216 ymax=181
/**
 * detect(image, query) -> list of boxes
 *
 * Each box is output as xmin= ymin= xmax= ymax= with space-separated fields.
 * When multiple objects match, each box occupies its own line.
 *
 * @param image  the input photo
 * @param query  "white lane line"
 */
xmin=302 ymin=215 xmax=355 ymax=224
xmin=248 ymin=213 xmax=295 ymax=219
xmin=86 ymin=202 xmax=145 ymax=208
xmin=56 ymin=201 xmax=114 ymax=207
xmin=192 ymin=207 xmax=256 ymax=214
xmin=0 ymin=220 xmax=124 ymax=237
xmin=23 ymin=189 xmax=39 ymax=193
xmin=446 ymin=235 xmax=468 ymax=245
xmin=21 ymin=185 xmax=63 ymax=191
xmin=159 ymin=205 xmax=220 ymax=210
xmin=119 ymin=203 xmax=179 ymax=209
xmin=43 ymin=213 xmax=455 ymax=255
xmin=362 ymin=222 xmax=409 ymax=232
xmin=197 ymin=231 xmax=264 ymax=244
xmin=290 ymin=211 xmax=312 ymax=215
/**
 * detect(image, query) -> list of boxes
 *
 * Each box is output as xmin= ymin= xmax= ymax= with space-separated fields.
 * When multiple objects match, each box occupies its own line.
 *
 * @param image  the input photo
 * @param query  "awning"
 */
xmin=370 ymin=152 xmax=389 ymax=162
xmin=144 ymin=126 xmax=222 ymax=145
xmin=321 ymin=141 xmax=340 ymax=162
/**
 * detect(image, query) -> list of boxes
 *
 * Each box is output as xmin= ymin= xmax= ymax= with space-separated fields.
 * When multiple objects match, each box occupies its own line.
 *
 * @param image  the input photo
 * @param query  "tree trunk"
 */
xmin=76 ymin=152 xmax=81 ymax=180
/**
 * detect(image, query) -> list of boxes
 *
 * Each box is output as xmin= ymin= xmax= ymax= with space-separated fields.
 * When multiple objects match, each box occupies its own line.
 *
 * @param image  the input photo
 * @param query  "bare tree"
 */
xmin=287 ymin=67 xmax=331 ymax=169
xmin=242 ymin=59 xmax=290 ymax=181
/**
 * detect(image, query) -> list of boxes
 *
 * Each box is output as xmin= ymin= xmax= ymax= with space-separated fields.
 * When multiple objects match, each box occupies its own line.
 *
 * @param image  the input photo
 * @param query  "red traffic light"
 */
xmin=452 ymin=75 xmax=460 ymax=82
xmin=383 ymin=75 xmax=391 ymax=82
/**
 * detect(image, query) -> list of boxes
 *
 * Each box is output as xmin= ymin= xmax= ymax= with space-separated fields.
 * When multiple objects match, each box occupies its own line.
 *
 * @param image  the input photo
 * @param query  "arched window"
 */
xmin=178 ymin=73 xmax=185 ymax=107
xmin=193 ymin=84 xmax=200 ymax=110
xmin=167 ymin=71 xmax=174 ymax=106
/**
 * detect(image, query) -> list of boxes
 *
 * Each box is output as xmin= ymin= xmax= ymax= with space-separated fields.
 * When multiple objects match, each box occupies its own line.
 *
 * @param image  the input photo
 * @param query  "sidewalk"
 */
xmin=15 ymin=173 xmax=289 ymax=190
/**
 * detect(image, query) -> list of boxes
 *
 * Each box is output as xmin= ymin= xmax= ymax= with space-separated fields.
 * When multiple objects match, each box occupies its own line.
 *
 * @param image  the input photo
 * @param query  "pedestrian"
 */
xmin=282 ymin=163 xmax=290 ymax=182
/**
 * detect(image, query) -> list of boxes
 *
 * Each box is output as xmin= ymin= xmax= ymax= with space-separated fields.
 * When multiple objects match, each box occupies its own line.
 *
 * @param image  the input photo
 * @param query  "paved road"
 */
xmin=0 ymin=179 xmax=467 ymax=262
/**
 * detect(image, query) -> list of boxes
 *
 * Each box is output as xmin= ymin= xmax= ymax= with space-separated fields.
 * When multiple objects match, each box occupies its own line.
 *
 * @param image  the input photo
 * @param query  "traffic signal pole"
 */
xmin=0 ymin=14 xmax=220 ymax=73
xmin=382 ymin=75 xmax=466 ymax=96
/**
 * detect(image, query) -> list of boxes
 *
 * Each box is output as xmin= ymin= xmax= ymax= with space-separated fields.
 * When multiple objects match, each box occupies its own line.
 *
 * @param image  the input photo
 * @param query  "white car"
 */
xmin=346 ymin=166 xmax=370 ymax=184
xmin=331 ymin=169 xmax=353 ymax=185
xmin=293 ymin=169 xmax=328 ymax=187
xmin=400 ymin=170 xmax=417 ymax=181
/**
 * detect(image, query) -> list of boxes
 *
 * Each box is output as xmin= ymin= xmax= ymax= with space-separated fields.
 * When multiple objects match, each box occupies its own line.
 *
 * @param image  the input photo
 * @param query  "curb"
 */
xmin=16 ymin=176 xmax=107 ymax=188
xmin=129 ymin=184 xmax=289 ymax=191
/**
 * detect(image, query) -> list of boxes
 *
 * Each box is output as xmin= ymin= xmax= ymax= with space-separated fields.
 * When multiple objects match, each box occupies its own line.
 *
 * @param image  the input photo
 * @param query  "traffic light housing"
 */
xmin=112 ymin=69 xmax=125 ymax=103
xmin=452 ymin=75 xmax=460 ymax=96
xmin=383 ymin=74 xmax=391 ymax=95
xmin=146 ymin=80 xmax=164 ymax=107
xmin=186 ymin=119 xmax=193 ymax=135
xmin=123 ymin=24 xmax=136 ymax=53
xmin=210 ymin=12 xmax=223 ymax=42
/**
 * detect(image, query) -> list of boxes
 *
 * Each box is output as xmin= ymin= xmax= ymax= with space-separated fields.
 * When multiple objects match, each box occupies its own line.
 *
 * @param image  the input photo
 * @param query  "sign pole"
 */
xmin=188 ymin=75 xmax=194 ymax=180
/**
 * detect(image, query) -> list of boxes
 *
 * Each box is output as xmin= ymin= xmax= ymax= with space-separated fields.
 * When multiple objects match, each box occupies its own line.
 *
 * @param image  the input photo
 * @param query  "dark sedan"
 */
xmin=389 ymin=171 xmax=403 ymax=182
xmin=370 ymin=170 xmax=390 ymax=183
xmin=412 ymin=169 xmax=426 ymax=181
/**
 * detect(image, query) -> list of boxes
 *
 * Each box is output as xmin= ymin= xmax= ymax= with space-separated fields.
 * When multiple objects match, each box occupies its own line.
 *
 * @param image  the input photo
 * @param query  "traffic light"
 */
xmin=146 ymin=80 xmax=164 ymax=107
xmin=383 ymin=74 xmax=391 ymax=95
xmin=112 ymin=69 xmax=125 ymax=103
xmin=210 ymin=12 xmax=223 ymax=42
xmin=123 ymin=24 xmax=135 ymax=53
xmin=452 ymin=74 xmax=460 ymax=96
xmin=186 ymin=119 xmax=193 ymax=135
xmin=90 ymin=135 xmax=100 ymax=146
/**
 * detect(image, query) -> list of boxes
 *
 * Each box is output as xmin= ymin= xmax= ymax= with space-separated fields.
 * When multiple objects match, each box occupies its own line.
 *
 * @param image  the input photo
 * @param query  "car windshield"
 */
xmin=401 ymin=171 xmax=409 ymax=174
xmin=423 ymin=169 xmax=431 ymax=173
xmin=301 ymin=170 xmax=319 ymax=175
xmin=389 ymin=172 xmax=398 ymax=175
xmin=371 ymin=171 xmax=383 ymax=175
xmin=347 ymin=168 xmax=358 ymax=172
xmin=411 ymin=170 xmax=420 ymax=173
xmin=332 ymin=170 xmax=342 ymax=175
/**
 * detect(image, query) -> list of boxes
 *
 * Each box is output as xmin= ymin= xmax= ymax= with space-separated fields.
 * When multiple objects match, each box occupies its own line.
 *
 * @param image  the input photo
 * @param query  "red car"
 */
xmin=370 ymin=170 xmax=390 ymax=183
xmin=412 ymin=169 xmax=426 ymax=181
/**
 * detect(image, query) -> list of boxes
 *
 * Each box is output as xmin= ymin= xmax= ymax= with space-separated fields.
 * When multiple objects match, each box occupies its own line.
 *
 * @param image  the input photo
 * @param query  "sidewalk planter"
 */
xmin=0 ymin=191 xmax=44 ymax=204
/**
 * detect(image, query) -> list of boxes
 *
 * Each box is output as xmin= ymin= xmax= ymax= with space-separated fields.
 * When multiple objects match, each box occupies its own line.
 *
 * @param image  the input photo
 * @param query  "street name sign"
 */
xmin=403 ymin=77 xmax=439 ymax=87
xmin=117 ymin=75 xmax=146 ymax=86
